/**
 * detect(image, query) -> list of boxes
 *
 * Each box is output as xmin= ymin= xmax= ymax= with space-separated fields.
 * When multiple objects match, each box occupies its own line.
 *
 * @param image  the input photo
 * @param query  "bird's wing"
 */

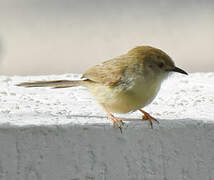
xmin=82 ymin=58 xmax=128 ymax=86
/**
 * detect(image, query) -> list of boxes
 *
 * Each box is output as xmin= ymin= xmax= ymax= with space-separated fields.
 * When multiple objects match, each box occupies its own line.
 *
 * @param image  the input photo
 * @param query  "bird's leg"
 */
xmin=139 ymin=109 xmax=159 ymax=128
xmin=102 ymin=105 xmax=124 ymax=133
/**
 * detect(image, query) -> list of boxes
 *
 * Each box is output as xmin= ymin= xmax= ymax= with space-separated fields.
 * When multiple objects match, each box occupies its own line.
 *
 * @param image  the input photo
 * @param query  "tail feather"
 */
xmin=53 ymin=83 xmax=80 ymax=88
xmin=17 ymin=80 xmax=83 ymax=88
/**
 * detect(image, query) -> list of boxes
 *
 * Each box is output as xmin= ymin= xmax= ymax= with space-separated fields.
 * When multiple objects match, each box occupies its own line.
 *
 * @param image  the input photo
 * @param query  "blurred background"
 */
xmin=0 ymin=0 xmax=213 ymax=75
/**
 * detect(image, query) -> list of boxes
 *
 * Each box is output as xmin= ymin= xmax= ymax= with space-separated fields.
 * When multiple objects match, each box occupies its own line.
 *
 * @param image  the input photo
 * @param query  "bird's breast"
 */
xmin=111 ymin=77 xmax=161 ymax=113
xmin=88 ymin=75 xmax=163 ymax=113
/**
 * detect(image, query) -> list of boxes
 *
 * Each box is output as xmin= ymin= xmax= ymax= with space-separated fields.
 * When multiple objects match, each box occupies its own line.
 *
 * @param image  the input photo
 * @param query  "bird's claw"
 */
xmin=139 ymin=109 xmax=159 ymax=128
xmin=112 ymin=118 xmax=125 ymax=133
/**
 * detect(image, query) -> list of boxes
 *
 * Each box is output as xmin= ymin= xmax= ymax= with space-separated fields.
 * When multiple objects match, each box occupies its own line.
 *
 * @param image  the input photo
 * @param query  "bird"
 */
xmin=17 ymin=46 xmax=188 ymax=132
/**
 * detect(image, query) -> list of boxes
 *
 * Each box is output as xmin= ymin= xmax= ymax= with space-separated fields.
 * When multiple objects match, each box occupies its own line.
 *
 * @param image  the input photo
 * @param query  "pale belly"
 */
xmin=88 ymin=78 xmax=162 ymax=113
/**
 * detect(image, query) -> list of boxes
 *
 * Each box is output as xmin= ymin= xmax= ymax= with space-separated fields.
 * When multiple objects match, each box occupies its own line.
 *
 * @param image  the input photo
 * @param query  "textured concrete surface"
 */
xmin=0 ymin=73 xmax=214 ymax=180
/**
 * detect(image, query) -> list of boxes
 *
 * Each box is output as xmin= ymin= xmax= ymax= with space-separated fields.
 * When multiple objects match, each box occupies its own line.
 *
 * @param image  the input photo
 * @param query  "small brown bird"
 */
xmin=17 ymin=46 xmax=187 ymax=132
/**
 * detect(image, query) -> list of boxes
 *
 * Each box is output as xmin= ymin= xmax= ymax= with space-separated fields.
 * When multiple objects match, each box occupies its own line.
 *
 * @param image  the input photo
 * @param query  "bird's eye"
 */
xmin=158 ymin=62 xmax=164 ymax=68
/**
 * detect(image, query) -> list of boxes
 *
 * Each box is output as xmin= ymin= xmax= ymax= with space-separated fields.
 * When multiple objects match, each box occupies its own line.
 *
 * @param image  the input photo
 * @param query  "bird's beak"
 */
xmin=171 ymin=66 xmax=188 ymax=75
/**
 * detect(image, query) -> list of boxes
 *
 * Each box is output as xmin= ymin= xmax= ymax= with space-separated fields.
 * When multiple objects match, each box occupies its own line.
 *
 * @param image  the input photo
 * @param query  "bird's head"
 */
xmin=128 ymin=46 xmax=188 ymax=79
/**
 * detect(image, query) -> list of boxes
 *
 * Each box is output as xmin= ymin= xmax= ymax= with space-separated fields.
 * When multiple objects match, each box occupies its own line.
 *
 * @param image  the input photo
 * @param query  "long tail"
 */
xmin=17 ymin=80 xmax=84 ymax=88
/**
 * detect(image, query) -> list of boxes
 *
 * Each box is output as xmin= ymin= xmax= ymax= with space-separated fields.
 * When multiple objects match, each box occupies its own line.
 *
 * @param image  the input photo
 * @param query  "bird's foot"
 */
xmin=109 ymin=114 xmax=124 ymax=133
xmin=139 ymin=109 xmax=159 ymax=128
xmin=102 ymin=104 xmax=125 ymax=133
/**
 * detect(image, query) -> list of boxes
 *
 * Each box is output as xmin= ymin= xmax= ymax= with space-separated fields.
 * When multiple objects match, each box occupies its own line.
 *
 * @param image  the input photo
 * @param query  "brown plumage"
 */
xmin=17 ymin=46 xmax=187 ymax=132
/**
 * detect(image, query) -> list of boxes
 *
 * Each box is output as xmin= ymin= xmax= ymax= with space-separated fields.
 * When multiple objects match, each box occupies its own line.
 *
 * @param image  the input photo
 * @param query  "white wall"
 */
xmin=0 ymin=73 xmax=214 ymax=179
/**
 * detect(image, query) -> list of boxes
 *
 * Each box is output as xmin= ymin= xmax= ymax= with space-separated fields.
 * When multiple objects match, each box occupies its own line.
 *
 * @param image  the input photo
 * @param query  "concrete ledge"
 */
xmin=0 ymin=73 xmax=214 ymax=180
